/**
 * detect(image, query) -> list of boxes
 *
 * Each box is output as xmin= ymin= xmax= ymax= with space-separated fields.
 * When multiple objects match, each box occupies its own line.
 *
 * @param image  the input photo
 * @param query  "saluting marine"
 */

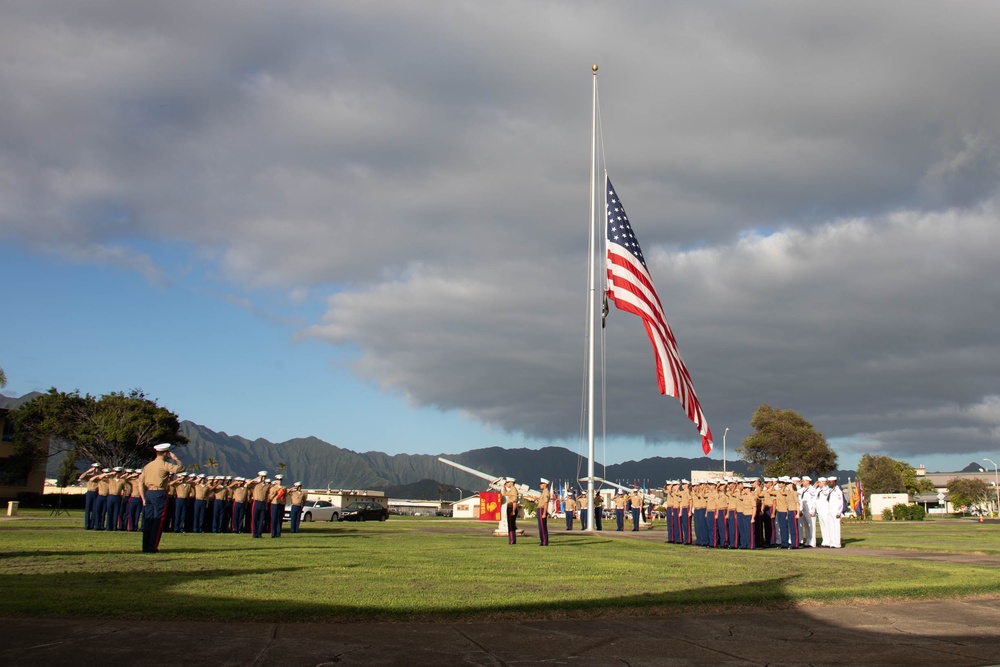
xmin=138 ymin=443 xmax=185 ymax=553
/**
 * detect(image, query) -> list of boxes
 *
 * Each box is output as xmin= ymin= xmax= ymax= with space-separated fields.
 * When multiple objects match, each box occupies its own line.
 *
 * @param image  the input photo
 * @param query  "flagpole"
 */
xmin=586 ymin=64 xmax=598 ymax=533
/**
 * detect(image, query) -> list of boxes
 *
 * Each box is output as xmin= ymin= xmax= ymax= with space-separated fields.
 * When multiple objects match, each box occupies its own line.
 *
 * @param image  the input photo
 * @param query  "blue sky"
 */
xmin=3 ymin=2 xmax=1000 ymax=475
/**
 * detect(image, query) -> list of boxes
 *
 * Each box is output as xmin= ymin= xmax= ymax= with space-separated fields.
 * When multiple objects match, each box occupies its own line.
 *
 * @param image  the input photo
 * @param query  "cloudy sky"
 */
xmin=2 ymin=1 xmax=999 ymax=474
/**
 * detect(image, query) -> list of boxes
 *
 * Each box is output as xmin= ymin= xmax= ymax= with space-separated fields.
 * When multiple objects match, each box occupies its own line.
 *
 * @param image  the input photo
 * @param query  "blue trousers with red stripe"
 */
xmin=141 ymin=490 xmax=168 ymax=553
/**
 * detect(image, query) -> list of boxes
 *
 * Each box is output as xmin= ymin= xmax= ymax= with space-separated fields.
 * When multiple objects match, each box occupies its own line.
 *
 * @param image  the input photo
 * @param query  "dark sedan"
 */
xmin=338 ymin=501 xmax=389 ymax=522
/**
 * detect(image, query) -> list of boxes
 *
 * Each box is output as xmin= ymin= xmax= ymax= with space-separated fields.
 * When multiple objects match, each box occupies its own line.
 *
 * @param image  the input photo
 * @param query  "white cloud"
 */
xmin=3 ymin=1 xmax=1000 ymax=461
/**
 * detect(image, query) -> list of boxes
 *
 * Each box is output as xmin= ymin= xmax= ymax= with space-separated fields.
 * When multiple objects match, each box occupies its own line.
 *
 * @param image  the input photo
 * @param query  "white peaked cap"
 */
xmin=540 ymin=478 xmax=549 ymax=484
xmin=153 ymin=443 xmax=172 ymax=452
xmin=257 ymin=470 xmax=267 ymax=476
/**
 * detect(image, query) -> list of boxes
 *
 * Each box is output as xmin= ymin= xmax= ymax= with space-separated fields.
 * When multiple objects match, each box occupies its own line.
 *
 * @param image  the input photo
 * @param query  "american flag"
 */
xmin=604 ymin=176 xmax=714 ymax=454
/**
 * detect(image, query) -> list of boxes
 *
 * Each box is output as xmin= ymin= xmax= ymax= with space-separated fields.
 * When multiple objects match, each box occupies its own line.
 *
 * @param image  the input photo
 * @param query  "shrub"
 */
xmin=881 ymin=507 xmax=894 ymax=521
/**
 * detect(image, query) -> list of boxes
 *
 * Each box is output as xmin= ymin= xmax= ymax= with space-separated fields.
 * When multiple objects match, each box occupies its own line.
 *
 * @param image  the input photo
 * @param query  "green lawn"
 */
xmin=2 ymin=513 xmax=999 ymax=622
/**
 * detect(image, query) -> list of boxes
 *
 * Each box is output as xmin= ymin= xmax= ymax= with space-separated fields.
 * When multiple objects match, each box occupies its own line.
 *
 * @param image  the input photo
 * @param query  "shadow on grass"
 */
xmin=0 ymin=565 xmax=803 ymax=623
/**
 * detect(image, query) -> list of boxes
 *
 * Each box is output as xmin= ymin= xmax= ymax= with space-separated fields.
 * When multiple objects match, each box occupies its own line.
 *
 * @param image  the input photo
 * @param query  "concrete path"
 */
xmin=3 ymin=597 xmax=1000 ymax=666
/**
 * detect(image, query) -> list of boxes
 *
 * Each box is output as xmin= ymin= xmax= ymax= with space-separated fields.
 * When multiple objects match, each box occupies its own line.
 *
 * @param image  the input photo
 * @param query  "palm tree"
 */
xmin=0 ymin=366 xmax=7 ymax=387
xmin=277 ymin=461 xmax=288 ymax=474
xmin=205 ymin=458 xmax=219 ymax=473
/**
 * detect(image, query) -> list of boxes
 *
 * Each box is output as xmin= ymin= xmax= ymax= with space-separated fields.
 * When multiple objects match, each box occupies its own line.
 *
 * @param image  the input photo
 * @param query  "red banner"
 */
xmin=479 ymin=492 xmax=501 ymax=521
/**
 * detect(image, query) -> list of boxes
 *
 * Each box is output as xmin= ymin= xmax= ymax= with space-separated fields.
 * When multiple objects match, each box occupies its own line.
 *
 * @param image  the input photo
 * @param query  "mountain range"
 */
xmin=2 ymin=392 xmax=868 ymax=498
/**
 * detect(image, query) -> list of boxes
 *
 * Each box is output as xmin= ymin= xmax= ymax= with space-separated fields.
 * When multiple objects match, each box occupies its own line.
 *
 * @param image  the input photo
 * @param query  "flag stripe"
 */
xmin=604 ymin=176 xmax=713 ymax=454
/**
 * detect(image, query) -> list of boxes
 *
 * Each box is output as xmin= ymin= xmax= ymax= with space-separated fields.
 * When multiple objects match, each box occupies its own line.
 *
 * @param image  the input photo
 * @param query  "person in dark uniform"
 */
xmin=138 ymin=443 xmax=184 ymax=553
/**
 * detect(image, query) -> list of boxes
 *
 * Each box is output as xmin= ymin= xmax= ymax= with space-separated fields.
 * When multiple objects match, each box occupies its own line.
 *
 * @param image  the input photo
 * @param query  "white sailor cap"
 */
xmin=827 ymin=476 xmax=838 ymax=482
xmin=540 ymin=478 xmax=549 ymax=485
xmin=791 ymin=476 xmax=801 ymax=481
xmin=235 ymin=477 xmax=244 ymax=481
xmin=257 ymin=470 xmax=267 ymax=476
xmin=802 ymin=476 xmax=812 ymax=481
xmin=153 ymin=443 xmax=172 ymax=452
xmin=681 ymin=479 xmax=689 ymax=484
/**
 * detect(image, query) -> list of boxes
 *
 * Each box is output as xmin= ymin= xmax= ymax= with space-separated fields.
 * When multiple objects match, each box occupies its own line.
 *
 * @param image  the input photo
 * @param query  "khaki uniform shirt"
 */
xmin=247 ymin=479 xmax=269 ymax=501
xmin=140 ymin=458 xmax=184 ymax=491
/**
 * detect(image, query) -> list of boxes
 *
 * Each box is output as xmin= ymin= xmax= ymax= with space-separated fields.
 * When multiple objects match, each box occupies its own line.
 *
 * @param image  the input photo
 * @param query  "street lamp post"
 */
xmin=723 ymin=427 xmax=729 ymax=475
xmin=984 ymin=459 xmax=999 ymax=516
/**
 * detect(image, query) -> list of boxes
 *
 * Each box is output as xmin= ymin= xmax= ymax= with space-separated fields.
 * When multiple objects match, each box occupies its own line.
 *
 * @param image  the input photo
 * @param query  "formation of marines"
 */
xmin=78 ymin=461 xmax=311 ymax=540
xmin=659 ymin=476 xmax=844 ymax=549
xmin=557 ymin=476 xmax=845 ymax=549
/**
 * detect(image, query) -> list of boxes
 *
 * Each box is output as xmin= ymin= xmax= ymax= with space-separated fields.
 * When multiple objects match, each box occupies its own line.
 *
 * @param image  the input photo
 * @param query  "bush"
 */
xmin=885 ymin=503 xmax=925 ymax=521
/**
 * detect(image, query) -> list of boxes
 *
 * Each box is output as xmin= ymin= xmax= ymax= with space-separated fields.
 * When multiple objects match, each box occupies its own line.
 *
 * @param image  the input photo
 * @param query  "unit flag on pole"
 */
xmin=604 ymin=176 xmax=714 ymax=454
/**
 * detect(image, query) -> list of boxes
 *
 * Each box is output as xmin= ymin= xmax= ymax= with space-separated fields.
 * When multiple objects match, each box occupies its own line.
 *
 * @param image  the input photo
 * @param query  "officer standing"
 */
xmin=105 ymin=468 xmax=125 ymax=531
xmin=138 ymin=443 xmax=185 ymax=553
xmin=629 ymin=489 xmax=643 ymax=531
xmin=268 ymin=474 xmax=286 ymax=537
xmin=211 ymin=478 xmax=230 ymax=533
xmin=94 ymin=469 xmax=111 ymax=530
xmin=826 ymin=477 xmax=843 ymax=548
xmin=536 ymin=478 xmax=551 ymax=546
xmin=247 ymin=471 xmax=269 ymax=538
xmin=288 ymin=482 xmax=307 ymax=533
xmin=799 ymin=476 xmax=816 ymax=547
xmin=229 ymin=478 xmax=248 ymax=533
xmin=563 ymin=493 xmax=577 ymax=530
xmin=126 ymin=469 xmax=143 ymax=531
xmin=502 ymin=480 xmax=519 ymax=545
xmin=81 ymin=463 xmax=101 ymax=529
xmin=613 ymin=492 xmax=627 ymax=531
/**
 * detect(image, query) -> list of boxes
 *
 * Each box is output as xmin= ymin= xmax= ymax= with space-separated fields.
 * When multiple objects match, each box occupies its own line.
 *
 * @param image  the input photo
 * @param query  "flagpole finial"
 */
xmin=592 ymin=64 xmax=598 ymax=73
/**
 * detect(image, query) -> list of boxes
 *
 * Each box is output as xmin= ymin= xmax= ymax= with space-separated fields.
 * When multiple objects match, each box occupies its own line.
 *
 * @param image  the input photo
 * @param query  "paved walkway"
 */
xmin=3 ymin=597 xmax=1000 ymax=666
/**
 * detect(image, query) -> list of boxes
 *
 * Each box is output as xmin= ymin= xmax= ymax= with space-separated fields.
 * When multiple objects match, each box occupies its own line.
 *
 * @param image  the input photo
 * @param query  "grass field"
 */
xmin=2 ymin=512 xmax=1000 ymax=623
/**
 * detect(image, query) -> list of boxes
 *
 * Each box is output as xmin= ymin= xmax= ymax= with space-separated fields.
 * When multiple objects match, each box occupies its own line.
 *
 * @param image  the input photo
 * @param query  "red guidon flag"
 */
xmin=478 ymin=492 xmax=501 ymax=521
xmin=604 ymin=175 xmax=714 ymax=454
